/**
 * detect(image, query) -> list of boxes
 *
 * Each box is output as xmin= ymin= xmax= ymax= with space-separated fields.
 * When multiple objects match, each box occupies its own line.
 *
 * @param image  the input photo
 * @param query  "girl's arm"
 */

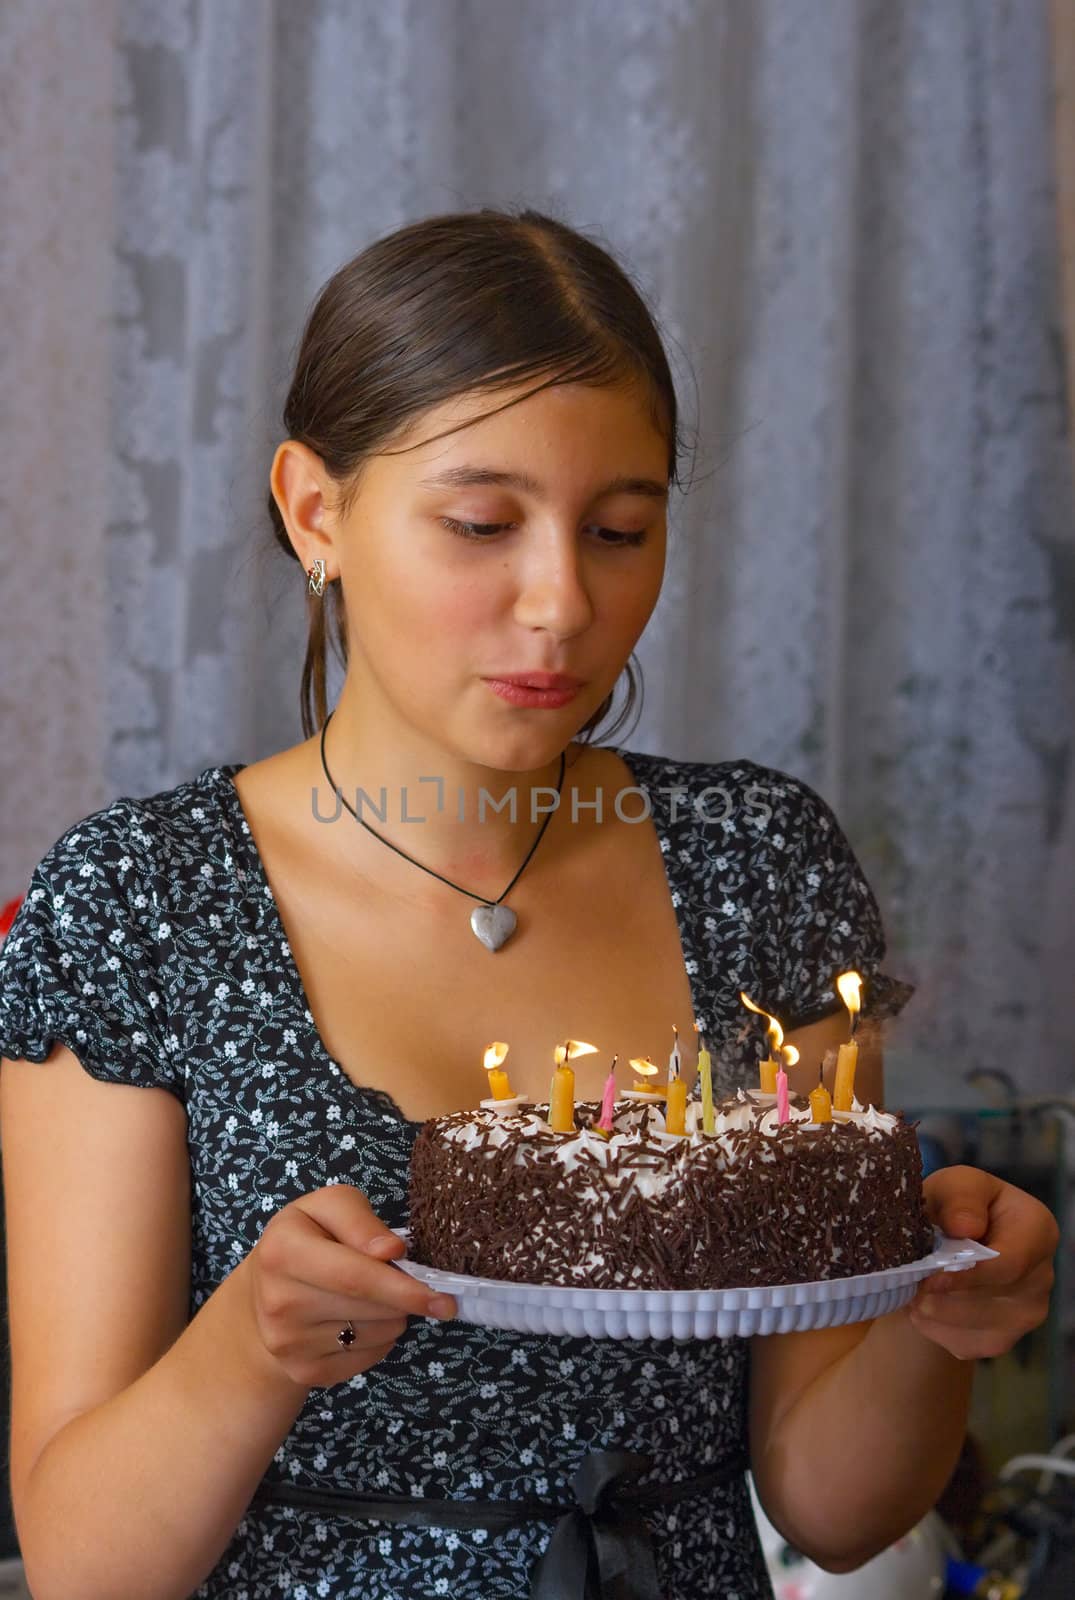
xmin=2 ymin=1042 xmax=445 ymax=1600
xmin=750 ymin=1307 xmax=974 ymax=1571
xmin=1 ymin=1044 xmax=311 ymax=1600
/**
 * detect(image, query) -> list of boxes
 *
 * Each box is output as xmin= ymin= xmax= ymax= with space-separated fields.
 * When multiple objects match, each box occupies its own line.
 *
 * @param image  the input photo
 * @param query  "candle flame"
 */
xmin=628 ymin=1056 xmax=659 ymax=1079
xmin=553 ymin=1044 xmax=566 ymax=1067
xmin=483 ymin=1041 xmax=510 ymax=1072
xmin=739 ymin=990 xmax=784 ymax=1054
xmin=836 ymin=971 xmax=862 ymax=1017
xmin=563 ymin=1038 xmax=598 ymax=1060
xmin=782 ymin=1044 xmax=800 ymax=1068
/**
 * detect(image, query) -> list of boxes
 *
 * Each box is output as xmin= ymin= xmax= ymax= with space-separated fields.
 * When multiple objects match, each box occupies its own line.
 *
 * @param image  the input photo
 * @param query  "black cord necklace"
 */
xmin=318 ymin=709 xmax=566 ymax=951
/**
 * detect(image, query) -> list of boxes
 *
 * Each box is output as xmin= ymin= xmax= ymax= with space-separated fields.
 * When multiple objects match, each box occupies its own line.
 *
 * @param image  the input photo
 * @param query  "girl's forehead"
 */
xmin=385 ymin=378 xmax=669 ymax=475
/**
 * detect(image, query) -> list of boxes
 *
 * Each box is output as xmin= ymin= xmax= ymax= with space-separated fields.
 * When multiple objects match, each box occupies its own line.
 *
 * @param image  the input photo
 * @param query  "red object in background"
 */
xmin=0 ymin=895 xmax=23 ymax=941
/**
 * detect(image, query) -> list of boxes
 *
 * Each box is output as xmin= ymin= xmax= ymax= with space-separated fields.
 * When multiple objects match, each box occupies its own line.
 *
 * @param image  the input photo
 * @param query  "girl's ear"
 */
xmin=270 ymin=439 xmax=336 ymax=574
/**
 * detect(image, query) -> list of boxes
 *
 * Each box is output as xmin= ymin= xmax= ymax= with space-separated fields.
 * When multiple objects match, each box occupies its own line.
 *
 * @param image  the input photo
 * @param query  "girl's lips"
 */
xmin=484 ymin=678 xmax=581 ymax=709
xmin=487 ymin=672 xmax=585 ymax=690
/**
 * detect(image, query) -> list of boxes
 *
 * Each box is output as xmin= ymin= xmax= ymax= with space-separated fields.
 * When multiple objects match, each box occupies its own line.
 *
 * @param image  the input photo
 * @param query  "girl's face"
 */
xmin=329 ymin=377 xmax=671 ymax=771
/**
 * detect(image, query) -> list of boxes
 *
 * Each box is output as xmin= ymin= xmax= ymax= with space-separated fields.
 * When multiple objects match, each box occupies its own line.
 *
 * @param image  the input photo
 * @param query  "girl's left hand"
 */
xmin=908 ymin=1164 xmax=1060 ymax=1360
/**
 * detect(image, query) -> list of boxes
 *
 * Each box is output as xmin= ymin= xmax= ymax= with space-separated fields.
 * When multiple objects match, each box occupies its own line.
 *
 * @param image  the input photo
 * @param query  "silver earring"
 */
xmin=307 ymin=558 xmax=326 ymax=597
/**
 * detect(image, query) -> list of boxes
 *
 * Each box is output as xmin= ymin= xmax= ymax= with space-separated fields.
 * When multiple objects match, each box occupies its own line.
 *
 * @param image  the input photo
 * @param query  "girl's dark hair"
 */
xmin=267 ymin=205 xmax=688 ymax=743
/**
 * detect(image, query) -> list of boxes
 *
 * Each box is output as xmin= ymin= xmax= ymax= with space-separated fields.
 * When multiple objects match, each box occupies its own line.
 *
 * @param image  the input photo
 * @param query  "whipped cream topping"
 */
xmin=437 ymin=1087 xmax=901 ymax=1203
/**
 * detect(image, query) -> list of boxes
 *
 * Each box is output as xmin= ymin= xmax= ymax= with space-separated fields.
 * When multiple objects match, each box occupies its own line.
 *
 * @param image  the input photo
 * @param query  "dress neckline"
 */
xmin=209 ymin=746 xmax=708 ymax=1129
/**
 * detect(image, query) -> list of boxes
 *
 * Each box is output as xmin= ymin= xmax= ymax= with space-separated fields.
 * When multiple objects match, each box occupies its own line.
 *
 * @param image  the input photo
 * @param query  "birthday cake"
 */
xmin=407 ymin=1089 xmax=934 ymax=1291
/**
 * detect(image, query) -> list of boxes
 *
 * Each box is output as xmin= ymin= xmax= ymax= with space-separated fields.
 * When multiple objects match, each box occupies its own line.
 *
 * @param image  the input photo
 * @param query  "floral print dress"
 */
xmin=0 ymin=745 xmax=903 ymax=1599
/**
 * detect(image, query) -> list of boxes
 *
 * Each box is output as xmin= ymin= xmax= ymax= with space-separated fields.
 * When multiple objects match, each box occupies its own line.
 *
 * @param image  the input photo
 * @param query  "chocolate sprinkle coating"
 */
xmin=407 ymin=1094 xmax=935 ymax=1289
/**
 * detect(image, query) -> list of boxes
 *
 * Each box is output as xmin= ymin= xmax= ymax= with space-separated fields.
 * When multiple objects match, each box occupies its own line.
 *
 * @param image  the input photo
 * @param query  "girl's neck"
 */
xmin=308 ymin=698 xmax=594 ymax=887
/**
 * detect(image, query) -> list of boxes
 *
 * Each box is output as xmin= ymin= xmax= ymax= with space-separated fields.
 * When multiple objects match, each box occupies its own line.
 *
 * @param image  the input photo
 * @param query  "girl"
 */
xmin=0 ymin=207 xmax=1058 ymax=1600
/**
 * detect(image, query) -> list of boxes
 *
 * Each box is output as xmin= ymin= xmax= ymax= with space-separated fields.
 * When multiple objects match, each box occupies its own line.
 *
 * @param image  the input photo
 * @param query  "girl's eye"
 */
xmin=439 ymin=517 xmax=646 ymax=548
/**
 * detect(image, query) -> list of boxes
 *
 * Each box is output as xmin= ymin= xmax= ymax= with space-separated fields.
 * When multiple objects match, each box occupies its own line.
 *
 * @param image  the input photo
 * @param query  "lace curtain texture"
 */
xmin=0 ymin=0 xmax=1072 ymax=1089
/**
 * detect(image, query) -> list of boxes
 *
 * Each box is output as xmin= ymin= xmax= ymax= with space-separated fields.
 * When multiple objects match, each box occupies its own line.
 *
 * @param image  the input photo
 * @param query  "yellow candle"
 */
xmin=833 ymin=971 xmax=863 ymax=1112
xmin=483 ymin=1041 xmax=513 ymax=1100
xmin=665 ymin=1076 xmax=688 ymax=1136
xmin=810 ymin=1080 xmax=833 ymax=1123
xmin=548 ymin=1065 xmax=576 ymax=1132
xmin=698 ymin=1041 xmax=714 ymax=1134
xmin=833 ymin=1041 xmax=857 ymax=1111
xmin=740 ymin=992 xmax=789 ymax=1096
xmin=629 ymin=1056 xmax=661 ymax=1093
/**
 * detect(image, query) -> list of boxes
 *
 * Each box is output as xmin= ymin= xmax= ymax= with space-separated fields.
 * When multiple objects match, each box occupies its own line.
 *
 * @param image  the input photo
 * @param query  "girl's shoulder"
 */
xmin=604 ymin=744 xmax=850 ymax=854
xmin=14 ymin=763 xmax=242 ymax=907
xmin=0 ymin=764 xmax=244 ymax=1096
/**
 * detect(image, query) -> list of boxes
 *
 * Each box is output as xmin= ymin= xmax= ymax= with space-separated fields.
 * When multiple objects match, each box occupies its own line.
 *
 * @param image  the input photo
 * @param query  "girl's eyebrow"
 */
xmin=416 ymin=464 xmax=669 ymax=500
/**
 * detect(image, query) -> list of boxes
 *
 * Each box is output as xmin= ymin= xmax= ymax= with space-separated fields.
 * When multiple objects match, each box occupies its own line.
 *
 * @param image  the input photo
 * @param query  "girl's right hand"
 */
xmin=241 ymin=1184 xmax=455 ymax=1389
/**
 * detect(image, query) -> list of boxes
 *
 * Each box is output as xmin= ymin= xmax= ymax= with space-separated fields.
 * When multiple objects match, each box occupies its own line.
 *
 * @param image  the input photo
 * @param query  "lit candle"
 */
xmin=739 ymin=990 xmax=785 ymax=1093
xmin=810 ymin=1062 xmax=833 ymax=1123
xmin=626 ymin=1056 xmax=664 ymax=1097
xmin=668 ymin=1023 xmax=681 ymax=1082
xmin=665 ymin=1078 xmax=687 ymax=1135
xmin=594 ymin=1055 xmax=618 ymax=1136
xmin=548 ymin=1045 xmax=574 ymax=1133
xmin=547 ymin=1038 xmax=598 ymax=1133
xmin=483 ymin=1040 xmax=513 ymax=1100
xmin=695 ymin=1020 xmax=714 ymax=1134
xmin=833 ymin=971 xmax=862 ymax=1112
xmin=663 ymin=1024 xmax=687 ymax=1134
xmin=480 ymin=1040 xmax=530 ymax=1115
xmin=775 ymin=1044 xmax=798 ymax=1124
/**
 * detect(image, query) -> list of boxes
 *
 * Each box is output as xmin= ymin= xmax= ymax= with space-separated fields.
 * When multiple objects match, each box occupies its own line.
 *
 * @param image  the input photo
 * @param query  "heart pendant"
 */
xmin=470 ymin=903 xmax=517 ymax=952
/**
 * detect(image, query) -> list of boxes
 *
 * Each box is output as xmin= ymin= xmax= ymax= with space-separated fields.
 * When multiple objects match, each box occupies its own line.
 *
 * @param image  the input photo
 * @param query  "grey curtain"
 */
xmin=1 ymin=0 xmax=1072 ymax=1089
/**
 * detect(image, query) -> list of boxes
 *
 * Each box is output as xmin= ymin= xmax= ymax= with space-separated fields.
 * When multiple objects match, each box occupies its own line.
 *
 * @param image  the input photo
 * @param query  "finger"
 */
xmin=922 ymin=1165 xmax=1001 ymax=1240
xmin=920 ymin=1254 xmax=1055 ymax=1303
xmin=291 ymin=1280 xmax=456 ymax=1326
xmin=281 ymin=1209 xmax=451 ymax=1318
xmin=912 ymin=1287 xmax=1048 ymax=1329
xmin=908 ymin=1295 xmax=1052 ymax=1357
xmin=931 ymin=1195 xmax=1058 ymax=1295
xmin=971 ymin=1188 xmax=1060 ymax=1285
xmin=915 ymin=1257 xmax=1054 ymax=1310
xmin=294 ymin=1185 xmax=403 ymax=1256
xmin=364 ymin=1232 xmax=407 ymax=1260
xmin=931 ymin=1256 xmax=1055 ymax=1294
xmin=315 ymin=1313 xmax=409 ymax=1350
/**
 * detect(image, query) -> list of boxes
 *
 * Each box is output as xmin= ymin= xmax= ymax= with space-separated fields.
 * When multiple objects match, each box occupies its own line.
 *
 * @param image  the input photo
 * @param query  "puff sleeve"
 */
xmin=0 ymin=806 xmax=185 ymax=1101
xmin=758 ymin=771 xmax=914 ymax=1033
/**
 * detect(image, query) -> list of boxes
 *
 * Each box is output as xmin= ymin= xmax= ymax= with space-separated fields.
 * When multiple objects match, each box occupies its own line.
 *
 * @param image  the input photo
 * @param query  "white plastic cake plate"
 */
xmin=391 ymin=1228 xmax=998 ymax=1340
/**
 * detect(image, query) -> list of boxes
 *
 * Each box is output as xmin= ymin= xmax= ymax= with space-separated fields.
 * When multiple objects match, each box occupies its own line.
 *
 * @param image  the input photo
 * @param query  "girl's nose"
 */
xmin=511 ymin=538 xmax=595 ymax=640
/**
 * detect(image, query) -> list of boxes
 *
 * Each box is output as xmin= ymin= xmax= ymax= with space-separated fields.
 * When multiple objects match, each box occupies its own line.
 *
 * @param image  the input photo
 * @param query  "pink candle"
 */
xmin=596 ymin=1058 xmax=618 ymax=1132
xmin=776 ymin=1066 xmax=790 ymax=1124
